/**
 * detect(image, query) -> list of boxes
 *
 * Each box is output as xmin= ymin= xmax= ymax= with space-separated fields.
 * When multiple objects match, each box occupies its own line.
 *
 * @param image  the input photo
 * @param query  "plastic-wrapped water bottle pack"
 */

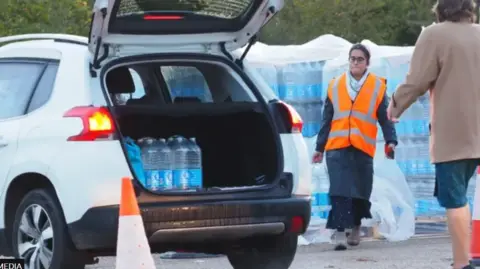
xmin=126 ymin=135 xmax=203 ymax=192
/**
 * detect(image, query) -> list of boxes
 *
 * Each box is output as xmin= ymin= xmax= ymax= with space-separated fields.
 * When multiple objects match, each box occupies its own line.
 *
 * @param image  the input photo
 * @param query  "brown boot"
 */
xmin=347 ymin=226 xmax=361 ymax=246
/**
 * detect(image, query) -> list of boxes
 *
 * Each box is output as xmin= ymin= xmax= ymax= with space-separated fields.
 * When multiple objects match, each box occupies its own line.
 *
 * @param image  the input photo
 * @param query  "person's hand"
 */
xmin=387 ymin=100 xmax=399 ymax=123
xmin=385 ymin=143 xmax=395 ymax=159
xmin=312 ymin=151 xmax=324 ymax=163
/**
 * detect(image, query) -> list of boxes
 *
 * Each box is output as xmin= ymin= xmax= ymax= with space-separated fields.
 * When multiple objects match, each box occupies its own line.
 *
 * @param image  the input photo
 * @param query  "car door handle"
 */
xmin=0 ymin=141 xmax=7 ymax=148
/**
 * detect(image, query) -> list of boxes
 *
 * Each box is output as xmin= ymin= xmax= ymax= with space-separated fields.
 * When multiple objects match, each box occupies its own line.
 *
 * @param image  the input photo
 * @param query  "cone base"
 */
xmin=116 ymin=215 xmax=156 ymax=269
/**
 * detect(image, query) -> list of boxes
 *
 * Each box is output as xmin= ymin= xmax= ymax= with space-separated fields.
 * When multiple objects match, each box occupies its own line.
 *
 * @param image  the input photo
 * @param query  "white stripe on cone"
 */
xmin=116 ymin=215 xmax=156 ymax=269
xmin=471 ymin=169 xmax=480 ymax=261
xmin=473 ymin=171 xmax=480 ymax=220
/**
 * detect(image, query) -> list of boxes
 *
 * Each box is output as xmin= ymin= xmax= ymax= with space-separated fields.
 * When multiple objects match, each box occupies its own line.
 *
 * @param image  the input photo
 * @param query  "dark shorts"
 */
xmin=434 ymin=158 xmax=478 ymax=209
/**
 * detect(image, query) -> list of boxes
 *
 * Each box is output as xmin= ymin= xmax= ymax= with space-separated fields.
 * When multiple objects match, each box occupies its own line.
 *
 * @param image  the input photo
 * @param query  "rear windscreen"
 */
xmin=108 ymin=0 xmax=266 ymax=35
xmin=118 ymin=0 xmax=253 ymax=19
xmin=109 ymin=0 xmax=261 ymax=34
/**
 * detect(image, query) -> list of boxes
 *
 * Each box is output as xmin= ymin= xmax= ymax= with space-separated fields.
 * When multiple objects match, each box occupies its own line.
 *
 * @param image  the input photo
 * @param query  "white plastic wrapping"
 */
xmin=299 ymin=138 xmax=415 ymax=245
xmin=367 ymin=144 xmax=416 ymax=241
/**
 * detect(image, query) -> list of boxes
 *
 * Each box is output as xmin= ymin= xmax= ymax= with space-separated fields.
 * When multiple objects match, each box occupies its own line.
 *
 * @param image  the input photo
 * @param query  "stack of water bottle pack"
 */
xmin=385 ymin=92 xmax=477 ymax=216
xmin=378 ymin=90 xmax=442 ymax=216
xmin=256 ymin=61 xmax=326 ymax=138
xmin=162 ymin=66 xmax=212 ymax=102
xmin=126 ymin=135 xmax=203 ymax=191
xmin=255 ymin=61 xmax=329 ymax=221
xmin=392 ymin=93 xmax=433 ymax=178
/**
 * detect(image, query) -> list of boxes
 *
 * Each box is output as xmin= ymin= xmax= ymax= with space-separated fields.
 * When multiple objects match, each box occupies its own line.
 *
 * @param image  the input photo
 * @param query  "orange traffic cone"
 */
xmin=115 ymin=177 xmax=156 ymax=269
xmin=471 ymin=167 xmax=480 ymax=266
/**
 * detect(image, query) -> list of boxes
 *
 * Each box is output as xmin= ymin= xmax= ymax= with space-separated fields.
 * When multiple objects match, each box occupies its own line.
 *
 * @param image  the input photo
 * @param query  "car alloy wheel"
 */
xmin=17 ymin=204 xmax=54 ymax=269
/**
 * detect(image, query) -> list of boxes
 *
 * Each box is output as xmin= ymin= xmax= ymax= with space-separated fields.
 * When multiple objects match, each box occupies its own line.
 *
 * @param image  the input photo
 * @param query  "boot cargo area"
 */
xmin=115 ymin=103 xmax=278 ymax=189
xmin=103 ymin=58 xmax=282 ymax=192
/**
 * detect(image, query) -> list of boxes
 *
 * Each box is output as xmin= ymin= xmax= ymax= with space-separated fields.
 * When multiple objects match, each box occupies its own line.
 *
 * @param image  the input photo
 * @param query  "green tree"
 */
xmin=0 ymin=0 xmax=91 ymax=36
xmin=260 ymin=0 xmax=437 ymax=46
xmin=0 ymin=0 xmax=438 ymax=46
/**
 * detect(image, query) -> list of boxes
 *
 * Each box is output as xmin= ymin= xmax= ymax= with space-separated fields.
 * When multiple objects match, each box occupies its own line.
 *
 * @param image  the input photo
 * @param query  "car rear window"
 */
xmin=108 ymin=0 xmax=262 ymax=35
xmin=117 ymin=0 xmax=253 ymax=19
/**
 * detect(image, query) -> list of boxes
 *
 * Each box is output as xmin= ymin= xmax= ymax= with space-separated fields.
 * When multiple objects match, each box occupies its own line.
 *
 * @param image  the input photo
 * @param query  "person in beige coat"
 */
xmin=387 ymin=1 xmax=479 ymax=268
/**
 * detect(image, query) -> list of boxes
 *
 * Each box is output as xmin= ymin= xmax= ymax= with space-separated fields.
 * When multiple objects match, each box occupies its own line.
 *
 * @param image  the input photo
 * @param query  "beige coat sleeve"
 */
xmin=391 ymin=27 xmax=439 ymax=118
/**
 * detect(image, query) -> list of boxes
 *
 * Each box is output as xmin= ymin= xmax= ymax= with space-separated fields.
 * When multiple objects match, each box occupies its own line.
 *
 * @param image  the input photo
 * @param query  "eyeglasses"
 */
xmin=349 ymin=56 xmax=365 ymax=63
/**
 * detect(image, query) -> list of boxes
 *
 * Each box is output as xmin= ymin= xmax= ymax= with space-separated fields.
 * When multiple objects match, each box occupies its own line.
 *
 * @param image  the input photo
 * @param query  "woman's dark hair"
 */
xmin=349 ymin=43 xmax=371 ymax=65
xmin=433 ymin=0 xmax=476 ymax=23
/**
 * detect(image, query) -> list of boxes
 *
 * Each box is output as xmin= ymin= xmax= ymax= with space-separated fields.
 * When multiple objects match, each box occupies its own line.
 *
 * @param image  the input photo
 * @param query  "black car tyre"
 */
xmin=227 ymin=234 xmax=298 ymax=269
xmin=11 ymin=189 xmax=86 ymax=269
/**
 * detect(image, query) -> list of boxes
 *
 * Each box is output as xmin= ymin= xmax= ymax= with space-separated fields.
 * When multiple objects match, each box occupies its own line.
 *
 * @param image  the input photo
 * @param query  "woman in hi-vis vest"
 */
xmin=312 ymin=44 xmax=398 ymax=251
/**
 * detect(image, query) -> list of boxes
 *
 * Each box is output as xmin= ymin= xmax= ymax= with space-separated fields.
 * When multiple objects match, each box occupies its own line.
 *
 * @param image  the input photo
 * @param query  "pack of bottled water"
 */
xmin=136 ymin=135 xmax=203 ymax=191
xmin=275 ymin=61 xmax=325 ymax=138
xmin=162 ymin=67 xmax=212 ymax=102
xmin=311 ymin=164 xmax=331 ymax=220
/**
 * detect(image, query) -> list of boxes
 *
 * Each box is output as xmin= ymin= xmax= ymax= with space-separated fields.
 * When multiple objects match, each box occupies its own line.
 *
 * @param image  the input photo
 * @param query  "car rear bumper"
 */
xmin=68 ymin=196 xmax=311 ymax=252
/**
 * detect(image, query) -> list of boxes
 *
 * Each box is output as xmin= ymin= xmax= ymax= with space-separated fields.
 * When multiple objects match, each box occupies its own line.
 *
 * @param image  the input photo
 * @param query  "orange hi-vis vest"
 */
xmin=325 ymin=73 xmax=387 ymax=157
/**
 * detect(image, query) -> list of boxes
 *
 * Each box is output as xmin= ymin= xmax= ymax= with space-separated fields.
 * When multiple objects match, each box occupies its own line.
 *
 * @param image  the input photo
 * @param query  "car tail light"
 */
xmin=280 ymin=101 xmax=303 ymax=133
xmin=63 ymin=106 xmax=115 ymax=141
xmin=289 ymin=216 xmax=304 ymax=233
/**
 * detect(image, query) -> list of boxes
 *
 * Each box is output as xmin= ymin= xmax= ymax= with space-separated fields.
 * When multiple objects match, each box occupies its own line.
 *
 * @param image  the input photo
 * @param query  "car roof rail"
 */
xmin=0 ymin=34 xmax=88 ymax=47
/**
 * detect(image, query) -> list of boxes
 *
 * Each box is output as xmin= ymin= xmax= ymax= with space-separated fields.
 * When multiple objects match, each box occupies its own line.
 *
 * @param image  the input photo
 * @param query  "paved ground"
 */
xmin=88 ymin=236 xmax=457 ymax=269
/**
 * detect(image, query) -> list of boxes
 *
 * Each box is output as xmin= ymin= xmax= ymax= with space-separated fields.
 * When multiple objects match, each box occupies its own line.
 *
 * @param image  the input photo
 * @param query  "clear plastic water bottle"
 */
xmin=256 ymin=64 xmax=279 ymax=96
xmin=305 ymin=62 xmax=316 ymax=100
xmin=169 ymin=68 xmax=184 ymax=98
xmin=421 ymin=140 xmax=430 ymax=176
xmin=396 ymin=120 xmax=405 ymax=138
xmin=317 ymin=165 xmax=331 ymax=219
xmin=395 ymin=140 xmax=406 ymax=175
xmin=297 ymin=63 xmax=307 ymax=101
xmin=183 ymin=71 xmax=194 ymax=97
xmin=411 ymin=138 xmax=422 ymax=176
xmin=138 ymin=137 xmax=161 ymax=191
xmin=403 ymin=109 xmax=413 ymax=137
xmin=304 ymin=103 xmax=313 ymax=137
xmin=187 ymin=137 xmax=203 ymax=189
xmin=280 ymin=64 xmax=297 ymax=101
xmin=276 ymin=65 xmax=286 ymax=99
xmin=403 ymin=139 xmax=412 ymax=177
xmin=310 ymin=61 xmax=323 ymax=105
xmin=168 ymin=136 xmax=190 ymax=189
xmin=155 ymin=138 xmax=174 ymax=190
xmin=313 ymin=100 xmax=323 ymax=135
xmin=310 ymin=175 xmax=320 ymax=219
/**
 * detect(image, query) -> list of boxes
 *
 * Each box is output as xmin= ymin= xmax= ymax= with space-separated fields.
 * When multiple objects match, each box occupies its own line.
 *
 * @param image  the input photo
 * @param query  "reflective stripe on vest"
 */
xmin=325 ymin=73 xmax=386 ymax=156
xmin=330 ymin=76 xmax=382 ymax=126
xmin=328 ymin=128 xmax=377 ymax=146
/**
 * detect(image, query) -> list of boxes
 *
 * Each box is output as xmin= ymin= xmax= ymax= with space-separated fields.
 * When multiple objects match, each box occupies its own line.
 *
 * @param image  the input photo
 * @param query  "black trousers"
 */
xmin=326 ymin=196 xmax=372 ymax=231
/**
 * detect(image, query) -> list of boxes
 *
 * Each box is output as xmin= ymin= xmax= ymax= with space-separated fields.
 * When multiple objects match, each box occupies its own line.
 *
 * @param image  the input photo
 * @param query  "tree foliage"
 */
xmin=0 ymin=0 xmax=440 ymax=46
xmin=0 ymin=0 xmax=92 ymax=37
xmin=260 ymin=0 xmax=438 ymax=45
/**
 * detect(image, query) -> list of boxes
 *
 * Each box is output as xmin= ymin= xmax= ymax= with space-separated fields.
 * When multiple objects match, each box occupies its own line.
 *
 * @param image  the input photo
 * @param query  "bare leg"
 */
xmin=447 ymin=204 xmax=471 ymax=269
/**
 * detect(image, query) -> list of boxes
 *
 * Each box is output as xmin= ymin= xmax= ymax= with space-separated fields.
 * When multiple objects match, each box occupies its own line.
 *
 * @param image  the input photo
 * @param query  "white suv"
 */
xmin=0 ymin=0 xmax=311 ymax=268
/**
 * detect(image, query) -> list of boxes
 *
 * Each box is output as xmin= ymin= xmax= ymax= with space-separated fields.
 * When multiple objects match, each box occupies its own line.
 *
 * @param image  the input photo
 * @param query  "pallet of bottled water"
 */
xmin=382 ymin=93 xmax=477 ymax=217
xmin=255 ymin=61 xmax=326 ymax=138
xmin=137 ymin=135 xmax=203 ymax=191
